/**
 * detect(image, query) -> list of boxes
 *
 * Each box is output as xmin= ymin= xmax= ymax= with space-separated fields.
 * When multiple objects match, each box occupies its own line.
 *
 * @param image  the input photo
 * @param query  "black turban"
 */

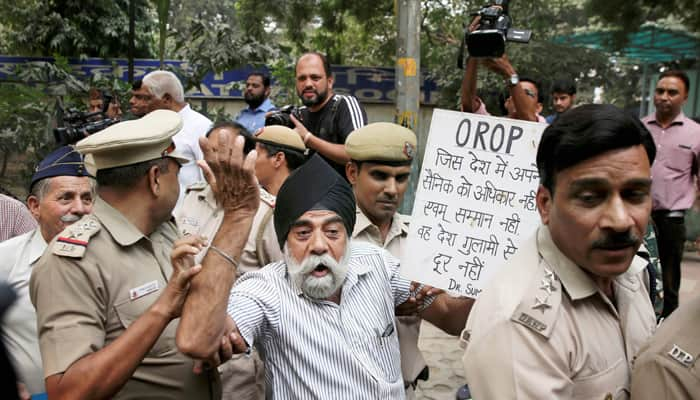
xmin=274 ymin=154 xmax=356 ymax=248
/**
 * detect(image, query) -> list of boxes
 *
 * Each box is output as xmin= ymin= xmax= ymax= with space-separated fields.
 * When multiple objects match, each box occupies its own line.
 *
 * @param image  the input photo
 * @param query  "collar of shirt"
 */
xmin=28 ymin=228 xmax=47 ymax=265
xmin=643 ymin=111 xmax=687 ymax=127
xmin=93 ymin=196 xmax=146 ymax=246
xmin=352 ymin=207 xmax=408 ymax=247
xmin=286 ymin=242 xmax=373 ymax=298
xmin=536 ymin=226 xmax=646 ymax=301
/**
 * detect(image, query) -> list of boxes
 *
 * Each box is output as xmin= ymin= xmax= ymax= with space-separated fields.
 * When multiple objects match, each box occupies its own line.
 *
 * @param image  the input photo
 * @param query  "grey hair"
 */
xmin=29 ymin=176 xmax=97 ymax=201
xmin=143 ymin=70 xmax=185 ymax=103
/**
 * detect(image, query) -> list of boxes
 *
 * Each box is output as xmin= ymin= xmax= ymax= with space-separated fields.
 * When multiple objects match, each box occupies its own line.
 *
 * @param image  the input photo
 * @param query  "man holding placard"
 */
xmin=461 ymin=104 xmax=657 ymax=398
xmin=345 ymin=123 xmax=473 ymax=398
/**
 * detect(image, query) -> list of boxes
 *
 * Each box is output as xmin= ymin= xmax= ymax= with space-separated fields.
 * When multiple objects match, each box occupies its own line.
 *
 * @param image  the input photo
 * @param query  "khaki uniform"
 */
xmin=29 ymin=197 xmax=218 ymax=399
xmin=631 ymin=295 xmax=700 ymax=399
xmin=462 ymin=226 xmax=656 ymax=399
xmin=176 ymin=183 xmax=280 ymax=400
xmin=352 ymin=208 xmax=427 ymax=392
xmin=177 ymin=183 xmax=282 ymax=275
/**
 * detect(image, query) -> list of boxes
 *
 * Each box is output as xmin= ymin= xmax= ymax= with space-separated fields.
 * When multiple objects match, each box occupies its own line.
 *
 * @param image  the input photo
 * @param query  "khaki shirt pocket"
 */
xmin=571 ymin=357 xmax=629 ymax=400
xmin=113 ymin=289 xmax=176 ymax=357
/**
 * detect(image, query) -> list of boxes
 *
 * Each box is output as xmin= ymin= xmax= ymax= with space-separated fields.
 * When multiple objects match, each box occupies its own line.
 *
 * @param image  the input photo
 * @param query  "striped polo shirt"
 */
xmin=227 ymin=241 xmax=429 ymax=399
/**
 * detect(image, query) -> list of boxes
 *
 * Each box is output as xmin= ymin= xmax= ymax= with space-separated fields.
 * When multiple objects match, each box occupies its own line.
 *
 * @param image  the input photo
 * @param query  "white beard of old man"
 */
xmin=284 ymin=241 xmax=351 ymax=299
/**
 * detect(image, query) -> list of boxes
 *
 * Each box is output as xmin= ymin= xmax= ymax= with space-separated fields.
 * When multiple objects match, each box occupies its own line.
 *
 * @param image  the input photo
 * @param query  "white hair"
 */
xmin=142 ymin=70 xmax=185 ymax=103
xmin=284 ymin=241 xmax=352 ymax=300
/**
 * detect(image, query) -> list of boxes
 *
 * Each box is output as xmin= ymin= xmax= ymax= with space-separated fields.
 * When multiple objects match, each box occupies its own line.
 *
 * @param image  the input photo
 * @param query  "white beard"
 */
xmin=284 ymin=242 xmax=351 ymax=300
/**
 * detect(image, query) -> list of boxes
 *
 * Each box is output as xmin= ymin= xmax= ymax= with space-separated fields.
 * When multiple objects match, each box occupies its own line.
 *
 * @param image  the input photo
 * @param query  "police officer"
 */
xmin=631 ymin=295 xmax=700 ymax=398
xmin=0 ymin=146 xmax=94 ymax=398
xmin=345 ymin=122 xmax=452 ymax=398
xmin=176 ymin=123 xmax=306 ymax=400
xmin=30 ymin=110 xmax=257 ymax=399
xmin=462 ymin=104 xmax=658 ymax=398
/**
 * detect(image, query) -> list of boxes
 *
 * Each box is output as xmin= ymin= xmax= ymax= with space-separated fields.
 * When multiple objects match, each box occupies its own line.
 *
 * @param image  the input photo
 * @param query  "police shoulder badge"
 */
xmin=52 ymin=217 xmax=101 ymax=258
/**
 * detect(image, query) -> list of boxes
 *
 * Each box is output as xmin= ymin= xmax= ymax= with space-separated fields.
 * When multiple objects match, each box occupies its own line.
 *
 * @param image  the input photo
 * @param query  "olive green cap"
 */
xmin=345 ymin=122 xmax=417 ymax=163
xmin=251 ymin=125 xmax=306 ymax=152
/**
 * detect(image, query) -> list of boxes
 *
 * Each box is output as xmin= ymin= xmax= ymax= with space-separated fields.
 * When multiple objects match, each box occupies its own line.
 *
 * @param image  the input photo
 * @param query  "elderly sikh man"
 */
xmin=0 ymin=146 xmax=94 ymax=399
xmin=30 ymin=110 xmax=258 ymax=399
xmin=177 ymin=154 xmax=472 ymax=399
xmin=462 ymin=104 xmax=658 ymax=398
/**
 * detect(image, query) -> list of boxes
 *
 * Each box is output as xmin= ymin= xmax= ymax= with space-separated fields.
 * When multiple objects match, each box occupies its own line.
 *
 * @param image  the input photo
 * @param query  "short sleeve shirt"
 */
xmin=299 ymin=94 xmax=367 ymax=176
xmin=30 ymin=197 xmax=217 ymax=399
xmin=462 ymin=226 xmax=656 ymax=399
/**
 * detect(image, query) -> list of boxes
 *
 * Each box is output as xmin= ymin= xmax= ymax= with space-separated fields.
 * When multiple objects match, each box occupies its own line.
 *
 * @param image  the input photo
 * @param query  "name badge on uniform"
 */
xmin=129 ymin=280 xmax=159 ymax=301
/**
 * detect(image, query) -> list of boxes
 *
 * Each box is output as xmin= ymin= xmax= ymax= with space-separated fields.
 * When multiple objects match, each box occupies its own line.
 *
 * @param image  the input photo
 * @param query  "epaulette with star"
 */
xmin=52 ymin=216 xmax=101 ymax=258
xmin=260 ymin=187 xmax=276 ymax=208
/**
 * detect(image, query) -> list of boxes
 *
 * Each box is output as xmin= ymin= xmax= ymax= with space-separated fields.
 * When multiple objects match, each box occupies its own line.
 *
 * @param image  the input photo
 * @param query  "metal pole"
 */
xmin=395 ymin=0 xmax=421 ymax=214
xmin=639 ymin=63 xmax=648 ymax=117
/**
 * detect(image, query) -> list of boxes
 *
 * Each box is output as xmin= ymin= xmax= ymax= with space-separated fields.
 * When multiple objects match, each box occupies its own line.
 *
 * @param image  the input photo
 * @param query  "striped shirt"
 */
xmin=227 ymin=241 xmax=430 ymax=399
xmin=0 ymin=194 xmax=37 ymax=242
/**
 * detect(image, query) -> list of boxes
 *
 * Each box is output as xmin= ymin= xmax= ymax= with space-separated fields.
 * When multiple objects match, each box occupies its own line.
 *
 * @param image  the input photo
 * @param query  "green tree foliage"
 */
xmin=168 ymin=0 xmax=276 ymax=90
xmin=587 ymin=0 xmax=699 ymax=46
xmin=0 ymin=0 xmax=157 ymax=58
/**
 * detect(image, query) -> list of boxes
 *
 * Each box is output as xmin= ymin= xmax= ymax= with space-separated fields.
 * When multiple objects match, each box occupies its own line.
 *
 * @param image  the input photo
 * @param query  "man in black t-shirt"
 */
xmin=290 ymin=52 xmax=368 ymax=176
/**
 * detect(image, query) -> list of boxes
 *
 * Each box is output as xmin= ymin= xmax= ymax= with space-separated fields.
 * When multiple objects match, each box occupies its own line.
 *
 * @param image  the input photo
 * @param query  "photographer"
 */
xmin=288 ymin=52 xmax=367 ymax=177
xmin=460 ymin=6 xmax=542 ymax=123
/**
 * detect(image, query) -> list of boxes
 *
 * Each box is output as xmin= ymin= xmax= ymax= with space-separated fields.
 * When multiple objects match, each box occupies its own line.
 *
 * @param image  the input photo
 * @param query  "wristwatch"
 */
xmin=508 ymin=74 xmax=519 ymax=87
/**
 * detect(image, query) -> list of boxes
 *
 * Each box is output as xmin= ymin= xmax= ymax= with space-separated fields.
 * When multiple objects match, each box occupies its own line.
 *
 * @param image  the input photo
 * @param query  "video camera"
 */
xmin=54 ymin=92 xmax=119 ymax=145
xmin=467 ymin=0 xmax=531 ymax=58
xmin=264 ymin=105 xmax=301 ymax=129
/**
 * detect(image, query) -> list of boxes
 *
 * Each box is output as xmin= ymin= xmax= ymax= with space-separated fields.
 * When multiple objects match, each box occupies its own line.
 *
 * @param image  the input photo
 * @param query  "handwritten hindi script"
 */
xmin=401 ymin=109 xmax=546 ymax=298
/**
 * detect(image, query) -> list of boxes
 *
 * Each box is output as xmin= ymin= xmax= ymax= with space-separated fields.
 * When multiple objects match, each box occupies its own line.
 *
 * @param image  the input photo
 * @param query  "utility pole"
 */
xmin=395 ymin=0 xmax=421 ymax=213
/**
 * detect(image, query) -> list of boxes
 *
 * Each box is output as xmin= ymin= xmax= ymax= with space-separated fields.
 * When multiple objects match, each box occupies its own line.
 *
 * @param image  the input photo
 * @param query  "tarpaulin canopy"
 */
xmin=554 ymin=25 xmax=699 ymax=63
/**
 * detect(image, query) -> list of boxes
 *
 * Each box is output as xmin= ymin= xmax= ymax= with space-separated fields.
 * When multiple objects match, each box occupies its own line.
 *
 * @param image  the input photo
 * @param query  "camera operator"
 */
xmin=288 ymin=52 xmax=367 ymax=177
xmin=87 ymin=88 xmax=122 ymax=121
xmin=460 ymin=9 xmax=543 ymax=123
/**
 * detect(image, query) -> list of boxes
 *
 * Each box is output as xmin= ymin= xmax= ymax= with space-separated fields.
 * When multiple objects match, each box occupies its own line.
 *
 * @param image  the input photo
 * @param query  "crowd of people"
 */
xmin=0 ymin=39 xmax=699 ymax=400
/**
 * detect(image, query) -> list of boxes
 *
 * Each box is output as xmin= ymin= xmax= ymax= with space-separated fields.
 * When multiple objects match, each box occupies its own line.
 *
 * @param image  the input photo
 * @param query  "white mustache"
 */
xmin=60 ymin=214 xmax=81 ymax=223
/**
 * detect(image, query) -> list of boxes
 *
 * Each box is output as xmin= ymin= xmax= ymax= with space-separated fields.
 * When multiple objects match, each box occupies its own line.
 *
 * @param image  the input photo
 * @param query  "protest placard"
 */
xmin=401 ymin=109 xmax=546 ymax=298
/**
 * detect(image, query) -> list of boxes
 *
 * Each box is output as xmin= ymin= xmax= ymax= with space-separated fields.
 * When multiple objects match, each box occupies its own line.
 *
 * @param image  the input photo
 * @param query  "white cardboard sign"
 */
xmin=401 ymin=109 xmax=546 ymax=298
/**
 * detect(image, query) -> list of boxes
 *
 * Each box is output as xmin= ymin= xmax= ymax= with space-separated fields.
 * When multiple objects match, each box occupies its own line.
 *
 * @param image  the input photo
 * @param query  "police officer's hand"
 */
xmin=192 ymin=316 xmax=247 ymax=374
xmin=158 ymin=235 xmax=205 ymax=320
xmin=396 ymin=282 xmax=444 ymax=316
xmin=199 ymin=131 xmax=259 ymax=217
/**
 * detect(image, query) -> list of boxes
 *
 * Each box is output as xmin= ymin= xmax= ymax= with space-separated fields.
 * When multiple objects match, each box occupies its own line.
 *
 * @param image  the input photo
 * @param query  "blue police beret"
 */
xmin=30 ymin=146 xmax=93 ymax=191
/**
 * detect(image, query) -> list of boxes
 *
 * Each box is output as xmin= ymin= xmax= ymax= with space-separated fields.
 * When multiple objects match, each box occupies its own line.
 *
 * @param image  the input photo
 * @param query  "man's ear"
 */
xmin=264 ymin=86 xmax=271 ymax=97
xmin=345 ymin=161 xmax=359 ymax=185
xmin=27 ymin=195 xmax=41 ymax=220
xmin=148 ymin=165 xmax=162 ymax=196
xmin=327 ymin=75 xmax=334 ymax=90
xmin=536 ymin=184 xmax=552 ymax=225
xmin=273 ymin=151 xmax=285 ymax=168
